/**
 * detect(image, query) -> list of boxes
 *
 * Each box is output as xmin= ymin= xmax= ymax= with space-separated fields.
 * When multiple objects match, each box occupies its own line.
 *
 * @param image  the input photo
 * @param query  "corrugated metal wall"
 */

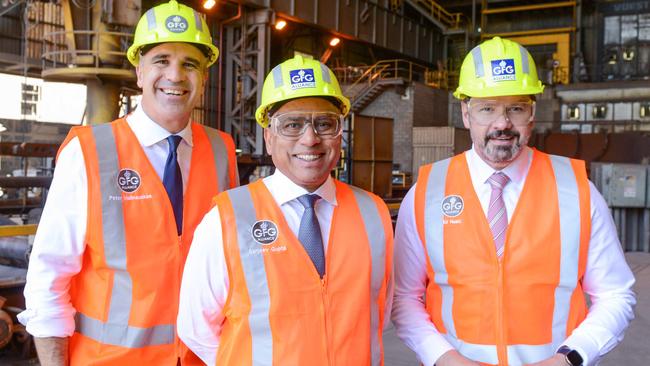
xmin=591 ymin=163 xmax=650 ymax=252
xmin=0 ymin=2 xmax=64 ymax=72
xmin=411 ymin=126 xmax=470 ymax=179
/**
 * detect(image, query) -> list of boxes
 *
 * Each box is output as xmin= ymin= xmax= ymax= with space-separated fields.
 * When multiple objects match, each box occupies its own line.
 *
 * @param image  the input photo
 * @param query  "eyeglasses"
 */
xmin=270 ymin=111 xmax=343 ymax=139
xmin=467 ymin=99 xmax=535 ymax=126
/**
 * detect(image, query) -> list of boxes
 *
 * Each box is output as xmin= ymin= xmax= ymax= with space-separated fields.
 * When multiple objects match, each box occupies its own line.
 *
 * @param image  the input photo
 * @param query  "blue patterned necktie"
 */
xmin=297 ymin=194 xmax=326 ymax=278
xmin=163 ymin=135 xmax=183 ymax=236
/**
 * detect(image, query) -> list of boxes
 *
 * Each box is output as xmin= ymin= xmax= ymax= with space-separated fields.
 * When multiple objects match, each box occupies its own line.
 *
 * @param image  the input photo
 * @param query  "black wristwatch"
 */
xmin=557 ymin=345 xmax=584 ymax=366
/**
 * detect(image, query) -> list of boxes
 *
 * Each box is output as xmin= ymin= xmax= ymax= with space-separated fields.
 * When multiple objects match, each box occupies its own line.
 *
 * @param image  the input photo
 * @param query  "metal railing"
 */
xmin=333 ymin=59 xmax=447 ymax=96
xmin=410 ymin=0 xmax=463 ymax=29
xmin=534 ymin=120 xmax=650 ymax=133
xmin=42 ymin=29 xmax=133 ymax=70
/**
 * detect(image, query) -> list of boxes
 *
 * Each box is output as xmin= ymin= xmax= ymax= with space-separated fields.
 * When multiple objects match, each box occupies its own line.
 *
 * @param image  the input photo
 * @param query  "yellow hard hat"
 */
xmin=126 ymin=0 xmax=219 ymax=66
xmin=453 ymin=37 xmax=544 ymax=99
xmin=255 ymin=55 xmax=351 ymax=128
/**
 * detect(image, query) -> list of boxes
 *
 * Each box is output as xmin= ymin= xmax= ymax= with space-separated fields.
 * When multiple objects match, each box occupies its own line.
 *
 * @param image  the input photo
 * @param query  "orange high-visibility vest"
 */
xmin=414 ymin=149 xmax=591 ymax=366
xmin=62 ymin=118 xmax=238 ymax=365
xmin=213 ymin=179 xmax=393 ymax=366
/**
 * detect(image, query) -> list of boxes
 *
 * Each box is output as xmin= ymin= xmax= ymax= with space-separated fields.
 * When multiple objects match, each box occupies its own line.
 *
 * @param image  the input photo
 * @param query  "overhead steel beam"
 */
xmin=482 ymin=1 xmax=576 ymax=15
xmin=269 ymin=0 xmax=442 ymax=64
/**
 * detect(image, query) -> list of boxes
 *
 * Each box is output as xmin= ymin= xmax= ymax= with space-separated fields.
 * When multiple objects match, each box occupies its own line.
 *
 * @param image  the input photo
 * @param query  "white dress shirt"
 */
xmin=177 ymin=171 xmax=394 ymax=365
xmin=392 ymin=146 xmax=636 ymax=366
xmin=18 ymin=106 xmax=194 ymax=337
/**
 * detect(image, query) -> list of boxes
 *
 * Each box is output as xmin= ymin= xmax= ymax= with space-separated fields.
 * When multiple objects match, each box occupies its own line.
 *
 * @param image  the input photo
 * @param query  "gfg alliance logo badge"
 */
xmin=251 ymin=220 xmax=279 ymax=245
xmin=117 ymin=169 xmax=141 ymax=193
xmin=165 ymin=15 xmax=188 ymax=33
xmin=491 ymin=59 xmax=516 ymax=81
xmin=441 ymin=195 xmax=464 ymax=217
xmin=289 ymin=68 xmax=316 ymax=89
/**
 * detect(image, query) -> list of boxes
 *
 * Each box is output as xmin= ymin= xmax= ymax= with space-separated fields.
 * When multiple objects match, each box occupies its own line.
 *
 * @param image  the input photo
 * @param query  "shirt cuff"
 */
xmin=18 ymin=308 xmax=76 ymax=338
xmin=413 ymin=333 xmax=455 ymax=366
xmin=561 ymin=334 xmax=600 ymax=366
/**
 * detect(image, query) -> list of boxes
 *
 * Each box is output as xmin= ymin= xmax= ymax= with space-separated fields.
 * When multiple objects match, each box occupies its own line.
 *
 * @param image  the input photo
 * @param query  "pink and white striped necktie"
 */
xmin=487 ymin=172 xmax=510 ymax=258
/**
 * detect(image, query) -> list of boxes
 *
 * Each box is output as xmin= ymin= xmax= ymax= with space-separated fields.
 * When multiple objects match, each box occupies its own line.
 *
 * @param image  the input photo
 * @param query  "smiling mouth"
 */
xmin=160 ymin=88 xmax=188 ymax=96
xmin=295 ymin=153 xmax=323 ymax=162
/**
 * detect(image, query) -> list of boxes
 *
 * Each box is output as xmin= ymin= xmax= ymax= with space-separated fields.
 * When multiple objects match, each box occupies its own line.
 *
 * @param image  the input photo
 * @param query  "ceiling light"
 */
xmin=203 ymin=0 xmax=216 ymax=10
xmin=329 ymin=37 xmax=340 ymax=47
xmin=275 ymin=20 xmax=287 ymax=30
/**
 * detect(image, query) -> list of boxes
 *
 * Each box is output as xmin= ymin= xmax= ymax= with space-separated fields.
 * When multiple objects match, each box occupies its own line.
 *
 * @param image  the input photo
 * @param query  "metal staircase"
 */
xmin=339 ymin=59 xmax=444 ymax=113
xmin=351 ymin=78 xmax=405 ymax=113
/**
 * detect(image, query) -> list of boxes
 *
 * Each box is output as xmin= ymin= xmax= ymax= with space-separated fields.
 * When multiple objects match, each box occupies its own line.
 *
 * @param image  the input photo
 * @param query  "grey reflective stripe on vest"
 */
xmin=272 ymin=64 xmax=284 ymax=88
xmin=228 ymin=186 xmax=273 ymax=364
xmin=519 ymin=45 xmax=530 ymax=74
xmin=471 ymin=46 xmax=484 ymax=78
xmin=549 ymin=155 xmax=581 ymax=347
xmin=92 ymin=124 xmax=132 ymax=326
xmin=145 ymin=9 xmax=156 ymax=31
xmin=193 ymin=10 xmax=203 ymax=31
xmin=426 ymin=155 xmax=582 ymax=365
xmin=350 ymin=186 xmax=386 ymax=366
xmin=202 ymin=125 xmax=230 ymax=192
xmin=75 ymin=313 xmax=174 ymax=348
xmin=424 ymin=158 xmax=458 ymax=340
xmin=507 ymin=343 xmax=556 ymax=365
xmin=320 ymin=62 xmax=331 ymax=83
xmin=447 ymin=338 xmax=498 ymax=364
xmin=74 ymin=124 xmax=175 ymax=348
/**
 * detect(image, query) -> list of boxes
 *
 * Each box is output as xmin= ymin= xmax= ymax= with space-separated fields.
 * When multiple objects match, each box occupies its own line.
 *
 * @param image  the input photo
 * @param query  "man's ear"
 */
xmin=461 ymin=100 xmax=471 ymax=129
xmin=263 ymin=127 xmax=273 ymax=156
xmin=136 ymin=63 xmax=144 ymax=88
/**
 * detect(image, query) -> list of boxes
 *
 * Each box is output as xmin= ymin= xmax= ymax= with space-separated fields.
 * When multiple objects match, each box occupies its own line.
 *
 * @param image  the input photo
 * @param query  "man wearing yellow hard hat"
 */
xmin=19 ymin=1 xmax=238 ymax=365
xmin=176 ymin=55 xmax=394 ymax=365
xmin=392 ymin=37 xmax=635 ymax=366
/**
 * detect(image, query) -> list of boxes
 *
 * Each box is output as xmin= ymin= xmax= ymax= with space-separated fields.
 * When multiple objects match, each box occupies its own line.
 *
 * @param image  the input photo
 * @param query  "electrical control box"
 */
xmin=591 ymin=163 xmax=647 ymax=208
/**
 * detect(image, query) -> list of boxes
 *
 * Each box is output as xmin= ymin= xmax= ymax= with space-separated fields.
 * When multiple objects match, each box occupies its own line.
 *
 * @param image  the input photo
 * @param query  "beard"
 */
xmin=483 ymin=129 xmax=524 ymax=163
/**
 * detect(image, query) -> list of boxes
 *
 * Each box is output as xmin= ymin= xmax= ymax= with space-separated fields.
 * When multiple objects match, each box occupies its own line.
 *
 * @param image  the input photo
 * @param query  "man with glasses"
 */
xmin=177 ymin=55 xmax=394 ymax=365
xmin=392 ymin=37 xmax=635 ymax=366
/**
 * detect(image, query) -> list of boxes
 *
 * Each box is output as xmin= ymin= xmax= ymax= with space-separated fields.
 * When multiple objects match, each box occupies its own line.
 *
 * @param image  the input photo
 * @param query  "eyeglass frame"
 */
xmin=268 ymin=111 xmax=345 ymax=140
xmin=464 ymin=98 xmax=536 ymax=126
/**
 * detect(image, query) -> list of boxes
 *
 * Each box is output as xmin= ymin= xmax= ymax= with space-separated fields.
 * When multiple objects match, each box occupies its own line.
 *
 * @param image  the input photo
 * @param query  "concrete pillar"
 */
xmin=85 ymin=79 xmax=121 ymax=124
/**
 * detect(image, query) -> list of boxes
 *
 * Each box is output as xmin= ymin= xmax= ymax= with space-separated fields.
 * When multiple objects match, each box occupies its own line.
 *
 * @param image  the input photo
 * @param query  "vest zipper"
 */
xmin=321 ymin=277 xmax=332 ymax=366
xmin=496 ymin=259 xmax=507 ymax=365
xmin=176 ymin=234 xmax=183 ymax=362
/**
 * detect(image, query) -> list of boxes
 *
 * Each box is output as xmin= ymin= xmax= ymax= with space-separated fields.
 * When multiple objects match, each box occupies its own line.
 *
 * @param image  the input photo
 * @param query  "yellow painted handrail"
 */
xmin=412 ymin=0 xmax=463 ymax=29
xmin=0 ymin=224 xmax=38 ymax=237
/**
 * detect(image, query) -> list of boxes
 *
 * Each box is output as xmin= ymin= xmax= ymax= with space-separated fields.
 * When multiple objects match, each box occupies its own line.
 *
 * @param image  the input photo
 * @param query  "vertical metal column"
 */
xmin=224 ymin=8 xmax=271 ymax=155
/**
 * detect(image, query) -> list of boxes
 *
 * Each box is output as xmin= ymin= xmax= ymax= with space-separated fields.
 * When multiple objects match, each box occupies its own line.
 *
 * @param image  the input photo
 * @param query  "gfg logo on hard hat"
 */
xmin=491 ymin=59 xmax=516 ymax=81
xmin=165 ymin=15 xmax=188 ymax=33
xmin=251 ymin=220 xmax=279 ymax=245
xmin=117 ymin=169 xmax=141 ymax=193
xmin=441 ymin=195 xmax=464 ymax=217
xmin=289 ymin=69 xmax=316 ymax=90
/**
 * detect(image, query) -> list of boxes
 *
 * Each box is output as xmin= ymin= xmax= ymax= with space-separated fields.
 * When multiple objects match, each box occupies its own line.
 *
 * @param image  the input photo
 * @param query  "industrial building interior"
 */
xmin=0 ymin=0 xmax=649 ymax=364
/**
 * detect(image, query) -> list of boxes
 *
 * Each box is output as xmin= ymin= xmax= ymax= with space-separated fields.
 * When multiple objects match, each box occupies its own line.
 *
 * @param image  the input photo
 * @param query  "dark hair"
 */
xmin=267 ymin=96 xmax=342 ymax=118
xmin=139 ymin=43 xmax=212 ymax=60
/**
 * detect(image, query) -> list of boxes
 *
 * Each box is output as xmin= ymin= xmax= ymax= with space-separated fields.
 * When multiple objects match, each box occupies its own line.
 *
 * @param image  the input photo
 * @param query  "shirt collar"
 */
xmin=265 ymin=169 xmax=338 ymax=207
xmin=126 ymin=106 xmax=194 ymax=147
xmin=467 ymin=145 xmax=532 ymax=187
